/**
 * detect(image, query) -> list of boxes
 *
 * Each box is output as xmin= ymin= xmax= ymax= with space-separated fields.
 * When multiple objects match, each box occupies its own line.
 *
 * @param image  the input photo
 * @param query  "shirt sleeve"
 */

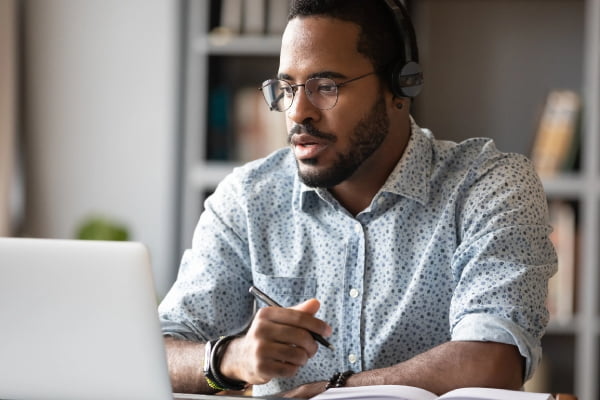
xmin=449 ymin=148 xmax=558 ymax=380
xmin=158 ymin=170 xmax=255 ymax=341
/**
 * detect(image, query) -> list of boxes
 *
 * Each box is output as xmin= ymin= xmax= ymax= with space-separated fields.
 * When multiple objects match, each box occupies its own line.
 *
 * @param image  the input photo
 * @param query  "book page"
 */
xmin=439 ymin=387 xmax=553 ymax=400
xmin=311 ymin=385 xmax=438 ymax=400
xmin=311 ymin=386 xmax=554 ymax=400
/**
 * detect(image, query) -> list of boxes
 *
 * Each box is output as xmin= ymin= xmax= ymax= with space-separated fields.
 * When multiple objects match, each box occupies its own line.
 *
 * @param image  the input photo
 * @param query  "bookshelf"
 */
xmin=178 ymin=0 xmax=600 ymax=398
xmin=178 ymin=0 xmax=285 ymax=252
xmin=411 ymin=1 xmax=600 ymax=399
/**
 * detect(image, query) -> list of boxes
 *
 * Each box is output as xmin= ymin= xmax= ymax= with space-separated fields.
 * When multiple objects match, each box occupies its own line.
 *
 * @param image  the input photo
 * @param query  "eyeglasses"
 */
xmin=259 ymin=71 xmax=377 ymax=112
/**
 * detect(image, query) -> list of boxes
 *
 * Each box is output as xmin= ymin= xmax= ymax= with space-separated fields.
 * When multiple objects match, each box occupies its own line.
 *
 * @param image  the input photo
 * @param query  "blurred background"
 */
xmin=1 ymin=1 xmax=599 ymax=398
xmin=1 ymin=0 xmax=178 ymax=296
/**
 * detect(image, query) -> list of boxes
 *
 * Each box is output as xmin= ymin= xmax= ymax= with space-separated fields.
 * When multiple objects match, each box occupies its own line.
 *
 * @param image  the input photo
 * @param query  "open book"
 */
xmin=310 ymin=385 xmax=554 ymax=400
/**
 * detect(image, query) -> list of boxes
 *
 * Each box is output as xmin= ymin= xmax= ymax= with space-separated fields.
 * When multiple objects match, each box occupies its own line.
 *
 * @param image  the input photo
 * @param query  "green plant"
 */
xmin=76 ymin=216 xmax=129 ymax=241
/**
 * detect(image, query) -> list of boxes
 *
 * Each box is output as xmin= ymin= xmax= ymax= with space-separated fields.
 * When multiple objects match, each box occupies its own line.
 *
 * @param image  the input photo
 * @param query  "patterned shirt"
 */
xmin=159 ymin=120 xmax=557 ymax=396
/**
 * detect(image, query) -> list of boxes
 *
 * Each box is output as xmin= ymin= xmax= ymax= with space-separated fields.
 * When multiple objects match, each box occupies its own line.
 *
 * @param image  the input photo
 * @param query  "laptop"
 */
xmin=0 ymin=238 xmax=288 ymax=400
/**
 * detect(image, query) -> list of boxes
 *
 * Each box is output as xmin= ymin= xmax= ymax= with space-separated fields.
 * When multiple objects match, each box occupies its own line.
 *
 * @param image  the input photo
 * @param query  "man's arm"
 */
xmin=164 ymin=298 xmax=332 ymax=394
xmin=282 ymin=341 xmax=523 ymax=399
xmin=164 ymin=337 xmax=216 ymax=394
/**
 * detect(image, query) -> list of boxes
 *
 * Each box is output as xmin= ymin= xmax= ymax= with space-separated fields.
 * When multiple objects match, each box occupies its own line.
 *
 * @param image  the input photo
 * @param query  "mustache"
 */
xmin=288 ymin=123 xmax=337 ymax=144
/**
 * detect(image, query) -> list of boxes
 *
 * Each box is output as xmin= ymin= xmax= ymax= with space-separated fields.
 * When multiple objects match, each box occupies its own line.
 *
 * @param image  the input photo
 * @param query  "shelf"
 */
xmin=542 ymin=174 xmax=587 ymax=198
xmin=546 ymin=317 xmax=580 ymax=335
xmin=179 ymin=1 xmax=600 ymax=398
xmin=194 ymin=34 xmax=282 ymax=55
xmin=188 ymin=162 xmax=239 ymax=188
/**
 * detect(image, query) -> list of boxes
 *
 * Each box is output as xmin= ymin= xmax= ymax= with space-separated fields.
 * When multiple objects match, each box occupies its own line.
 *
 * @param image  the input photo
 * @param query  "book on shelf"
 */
xmin=219 ymin=0 xmax=243 ymax=34
xmin=530 ymin=90 xmax=581 ymax=178
xmin=546 ymin=200 xmax=578 ymax=324
xmin=207 ymin=85 xmax=233 ymax=160
xmin=243 ymin=0 xmax=266 ymax=34
xmin=266 ymin=0 xmax=289 ymax=34
xmin=233 ymin=86 xmax=288 ymax=162
xmin=216 ymin=0 xmax=288 ymax=36
xmin=310 ymin=385 xmax=554 ymax=400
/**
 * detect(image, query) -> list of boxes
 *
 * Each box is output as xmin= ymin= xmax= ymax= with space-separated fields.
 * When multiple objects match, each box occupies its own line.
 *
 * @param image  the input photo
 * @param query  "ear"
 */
xmin=390 ymin=95 xmax=409 ymax=113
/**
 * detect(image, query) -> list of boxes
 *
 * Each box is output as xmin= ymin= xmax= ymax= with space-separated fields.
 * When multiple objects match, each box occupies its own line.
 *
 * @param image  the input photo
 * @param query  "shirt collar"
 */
xmin=296 ymin=117 xmax=432 ymax=211
xmin=380 ymin=118 xmax=432 ymax=205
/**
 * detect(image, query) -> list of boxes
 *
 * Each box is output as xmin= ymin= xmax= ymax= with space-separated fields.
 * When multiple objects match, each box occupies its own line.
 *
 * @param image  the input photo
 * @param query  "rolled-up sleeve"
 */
xmin=158 ymin=171 xmax=255 ymax=341
xmin=449 ymin=151 xmax=557 ymax=380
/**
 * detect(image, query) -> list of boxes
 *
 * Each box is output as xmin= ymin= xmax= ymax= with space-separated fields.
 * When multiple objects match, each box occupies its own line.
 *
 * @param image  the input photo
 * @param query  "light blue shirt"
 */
xmin=159 ymin=121 xmax=557 ymax=395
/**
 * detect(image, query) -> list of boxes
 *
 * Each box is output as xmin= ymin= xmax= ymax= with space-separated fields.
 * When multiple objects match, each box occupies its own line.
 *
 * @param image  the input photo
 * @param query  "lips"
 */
xmin=291 ymin=133 xmax=330 ymax=160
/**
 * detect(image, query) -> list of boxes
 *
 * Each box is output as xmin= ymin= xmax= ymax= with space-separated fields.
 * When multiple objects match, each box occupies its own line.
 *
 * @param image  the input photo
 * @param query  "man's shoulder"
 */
xmin=236 ymin=146 xmax=294 ymax=175
xmin=225 ymin=147 xmax=298 ymax=193
xmin=431 ymin=135 xmax=532 ymax=173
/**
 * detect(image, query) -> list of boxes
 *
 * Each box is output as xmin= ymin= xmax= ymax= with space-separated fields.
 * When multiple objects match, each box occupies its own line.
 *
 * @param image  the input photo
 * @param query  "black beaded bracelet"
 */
xmin=325 ymin=370 xmax=354 ymax=389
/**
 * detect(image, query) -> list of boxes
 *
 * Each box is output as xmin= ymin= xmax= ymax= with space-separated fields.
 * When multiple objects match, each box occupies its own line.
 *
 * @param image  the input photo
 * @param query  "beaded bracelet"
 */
xmin=325 ymin=370 xmax=354 ymax=389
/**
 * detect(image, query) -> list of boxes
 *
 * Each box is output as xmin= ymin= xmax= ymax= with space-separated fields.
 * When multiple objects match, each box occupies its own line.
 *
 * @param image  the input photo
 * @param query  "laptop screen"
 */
xmin=0 ymin=238 xmax=173 ymax=400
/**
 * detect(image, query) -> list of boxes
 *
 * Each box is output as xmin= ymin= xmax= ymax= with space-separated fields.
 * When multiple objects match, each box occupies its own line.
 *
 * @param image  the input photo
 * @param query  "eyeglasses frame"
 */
xmin=259 ymin=71 xmax=378 ymax=112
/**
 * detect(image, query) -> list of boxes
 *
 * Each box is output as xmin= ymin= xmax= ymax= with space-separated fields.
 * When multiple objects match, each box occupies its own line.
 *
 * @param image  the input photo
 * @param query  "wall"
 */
xmin=22 ymin=0 xmax=179 ymax=297
xmin=0 ymin=0 xmax=18 ymax=236
xmin=413 ymin=0 xmax=583 ymax=155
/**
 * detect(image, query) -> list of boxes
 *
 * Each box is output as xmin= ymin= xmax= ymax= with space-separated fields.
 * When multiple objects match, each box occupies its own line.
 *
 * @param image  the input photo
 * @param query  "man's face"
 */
xmin=279 ymin=16 xmax=390 ymax=188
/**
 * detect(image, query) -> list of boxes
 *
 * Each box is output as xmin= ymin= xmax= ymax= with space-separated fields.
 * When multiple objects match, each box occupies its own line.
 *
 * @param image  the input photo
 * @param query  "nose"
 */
xmin=286 ymin=85 xmax=321 ymax=124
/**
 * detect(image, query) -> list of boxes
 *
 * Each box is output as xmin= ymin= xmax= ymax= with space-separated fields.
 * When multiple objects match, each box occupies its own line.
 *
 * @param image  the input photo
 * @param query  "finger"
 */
xmin=246 ymin=341 xmax=309 ymax=382
xmin=255 ymin=305 xmax=332 ymax=345
xmin=287 ymin=301 xmax=333 ymax=338
xmin=262 ymin=341 xmax=312 ymax=367
xmin=251 ymin=312 xmax=320 ymax=356
xmin=289 ymin=298 xmax=321 ymax=315
xmin=253 ymin=356 xmax=302 ymax=380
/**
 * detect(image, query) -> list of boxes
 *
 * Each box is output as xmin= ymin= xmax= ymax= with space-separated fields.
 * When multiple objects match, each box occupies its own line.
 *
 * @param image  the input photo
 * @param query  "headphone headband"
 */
xmin=381 ymin=0 xmax=423 ymax=98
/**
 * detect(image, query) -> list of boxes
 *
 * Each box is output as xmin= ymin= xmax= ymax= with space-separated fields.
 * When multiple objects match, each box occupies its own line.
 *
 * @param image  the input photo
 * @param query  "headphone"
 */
xmin=381 ymin=0 xmax=424 ymax=98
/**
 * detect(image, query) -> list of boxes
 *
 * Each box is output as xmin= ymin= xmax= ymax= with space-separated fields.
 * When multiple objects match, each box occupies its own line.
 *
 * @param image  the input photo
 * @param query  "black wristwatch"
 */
xmin=203 ymin=336 xmax=247 ymax=391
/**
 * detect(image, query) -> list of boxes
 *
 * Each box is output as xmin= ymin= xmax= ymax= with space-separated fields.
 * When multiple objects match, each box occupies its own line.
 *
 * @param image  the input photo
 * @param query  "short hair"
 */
xmin=288 ymin=0 xmax=402 ymax=82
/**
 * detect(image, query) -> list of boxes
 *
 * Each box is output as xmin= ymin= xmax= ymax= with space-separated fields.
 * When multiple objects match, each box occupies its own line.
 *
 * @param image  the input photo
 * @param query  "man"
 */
xmin=158 ymin=0 xmax=557 ymax=398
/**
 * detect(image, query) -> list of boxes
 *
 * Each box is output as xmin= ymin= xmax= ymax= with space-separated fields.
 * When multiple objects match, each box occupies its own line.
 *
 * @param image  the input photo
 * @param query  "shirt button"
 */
xmin=354 ymin=224 xmax=361 ymax=233
xmin=349 ymin=288 xmax=360 ymax=298
xmin=348 ymin=353 xmax=358 ymax=363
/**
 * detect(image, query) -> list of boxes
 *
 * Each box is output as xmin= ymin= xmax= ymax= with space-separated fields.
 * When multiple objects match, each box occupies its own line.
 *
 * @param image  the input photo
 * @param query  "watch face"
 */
xmin=203 ymin=341 xmax=213 ymax=374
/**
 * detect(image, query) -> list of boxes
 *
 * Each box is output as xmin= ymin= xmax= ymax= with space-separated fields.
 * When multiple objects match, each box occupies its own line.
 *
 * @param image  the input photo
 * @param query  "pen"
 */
xmin=249 ymin=285 xmax=335 ymax=351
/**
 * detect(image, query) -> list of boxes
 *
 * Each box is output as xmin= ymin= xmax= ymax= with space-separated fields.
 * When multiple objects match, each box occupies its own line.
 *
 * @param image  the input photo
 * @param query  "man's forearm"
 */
xmin=163 ymin=336 xmax=217 ymax=394
xmin=347 ymin=341 xmax=524 ymax=395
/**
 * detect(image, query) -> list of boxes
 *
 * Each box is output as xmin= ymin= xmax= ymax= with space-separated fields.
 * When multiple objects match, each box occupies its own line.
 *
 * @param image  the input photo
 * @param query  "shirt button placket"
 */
xmin=346 ymin=220 xmax=364 ymax=371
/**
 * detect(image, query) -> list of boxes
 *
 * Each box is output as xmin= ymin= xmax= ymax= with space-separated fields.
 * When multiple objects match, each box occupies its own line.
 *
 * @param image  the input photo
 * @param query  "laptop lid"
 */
xmin=0 ymin=237 xmax=173 ymax=400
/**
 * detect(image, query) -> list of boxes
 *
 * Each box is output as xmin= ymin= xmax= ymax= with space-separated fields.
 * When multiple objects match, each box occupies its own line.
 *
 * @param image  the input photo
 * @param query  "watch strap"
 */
xmin=203 ymin=335 xmax=247 ymax=391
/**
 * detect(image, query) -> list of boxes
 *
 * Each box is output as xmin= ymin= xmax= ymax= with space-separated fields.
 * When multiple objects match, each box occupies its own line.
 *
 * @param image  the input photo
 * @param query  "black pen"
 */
xmin=249 ymin=285 xmax=335 ymax=351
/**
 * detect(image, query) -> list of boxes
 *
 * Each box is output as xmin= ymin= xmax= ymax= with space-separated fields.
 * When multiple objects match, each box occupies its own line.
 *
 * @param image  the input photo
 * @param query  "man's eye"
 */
xmin=317 ymin=84 xmax=337 ymax=94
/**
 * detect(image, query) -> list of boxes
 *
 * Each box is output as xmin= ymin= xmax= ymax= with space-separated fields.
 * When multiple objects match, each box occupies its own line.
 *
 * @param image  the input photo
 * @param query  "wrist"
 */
xmin=218 ymin=335 xmax=245 ymax=382
xmin=325 ymin=370 xmax=355 ymax=389
xmin=203 ymin=336 xmax=248 ymax=392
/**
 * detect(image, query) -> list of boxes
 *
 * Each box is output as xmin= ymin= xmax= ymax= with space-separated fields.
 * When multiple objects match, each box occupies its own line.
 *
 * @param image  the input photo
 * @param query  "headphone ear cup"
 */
xmin=391 ymin=61 xmax=424 ymax=98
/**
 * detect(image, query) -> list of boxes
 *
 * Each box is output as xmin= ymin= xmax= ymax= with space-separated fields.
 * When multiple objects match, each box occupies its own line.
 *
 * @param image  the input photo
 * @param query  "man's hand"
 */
xmin=220 ymin=298 xmax=332 ymax=385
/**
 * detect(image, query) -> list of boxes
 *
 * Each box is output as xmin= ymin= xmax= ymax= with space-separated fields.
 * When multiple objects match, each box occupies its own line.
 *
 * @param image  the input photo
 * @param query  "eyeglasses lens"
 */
xmin=305 ymin=78 xmax=338 ymax=110
xmin=261 ymin=78 xmax=339 ymax=112
xmin=261 ymin=80 xmax=290 ymax=112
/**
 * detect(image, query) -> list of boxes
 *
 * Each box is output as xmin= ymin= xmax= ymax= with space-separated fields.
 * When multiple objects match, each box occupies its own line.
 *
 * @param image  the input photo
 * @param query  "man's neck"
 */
xmin=328 ymin=182 xmax=382 ymax=217
xmin=329 ymin=131 xmax=411 ymax=216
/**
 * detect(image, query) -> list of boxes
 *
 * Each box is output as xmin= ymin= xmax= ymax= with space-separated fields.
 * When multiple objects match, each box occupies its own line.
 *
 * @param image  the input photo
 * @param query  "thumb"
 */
xmin=289 ymin=298 xmax=321 ymax=315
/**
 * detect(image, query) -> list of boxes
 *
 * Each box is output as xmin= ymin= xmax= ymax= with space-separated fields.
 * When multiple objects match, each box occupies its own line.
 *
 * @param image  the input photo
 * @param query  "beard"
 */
xmin=293 ymin=94 xmax=390 ymax=188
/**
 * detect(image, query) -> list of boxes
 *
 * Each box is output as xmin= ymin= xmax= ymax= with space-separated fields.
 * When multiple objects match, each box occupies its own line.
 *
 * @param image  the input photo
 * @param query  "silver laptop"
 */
xmin=0 ymin=238 xmax=288 ymax=400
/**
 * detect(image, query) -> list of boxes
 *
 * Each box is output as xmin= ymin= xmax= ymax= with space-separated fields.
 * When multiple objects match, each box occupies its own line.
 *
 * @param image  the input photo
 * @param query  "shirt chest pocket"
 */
xmin=252 ymin=272 xmax=317 ymax=307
